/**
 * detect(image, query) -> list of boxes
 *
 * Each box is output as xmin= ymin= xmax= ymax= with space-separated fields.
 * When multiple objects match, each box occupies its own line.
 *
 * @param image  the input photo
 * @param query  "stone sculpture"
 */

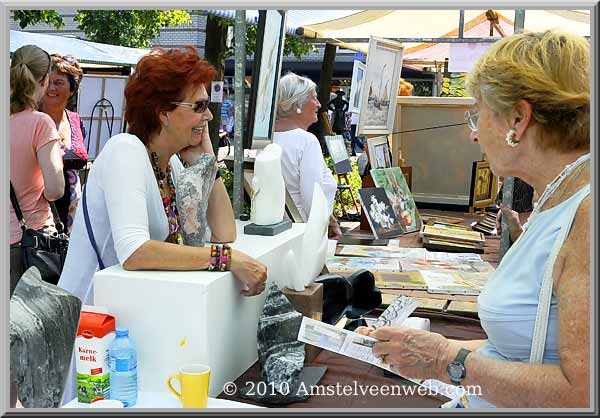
xmin=281 ymin=183 xmax=329 ymax=291
xmin=10 ymin=267 xmax=82 ymax=407
xmin=251 ymin=143 xmax=286 ymax=226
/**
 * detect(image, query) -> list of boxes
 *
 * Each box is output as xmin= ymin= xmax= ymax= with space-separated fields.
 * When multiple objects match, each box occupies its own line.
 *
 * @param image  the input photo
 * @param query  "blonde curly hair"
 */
xmin=466 ymin=30 xmax=590 ymax=152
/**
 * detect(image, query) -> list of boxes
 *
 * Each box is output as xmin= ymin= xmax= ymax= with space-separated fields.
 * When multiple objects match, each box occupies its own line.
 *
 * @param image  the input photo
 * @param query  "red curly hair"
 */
xmin=124 ymin=46 xmax=216 ymax=144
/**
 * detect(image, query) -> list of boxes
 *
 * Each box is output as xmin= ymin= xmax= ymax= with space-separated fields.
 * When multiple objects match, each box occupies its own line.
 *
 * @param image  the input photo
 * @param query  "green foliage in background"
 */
xmin=220 ymin=166 xmax=250 ymax=214
xmin=324 ymin=156 xmax=362 ymax=215
xmin=13 ymin=10 xmax=192 ymax=48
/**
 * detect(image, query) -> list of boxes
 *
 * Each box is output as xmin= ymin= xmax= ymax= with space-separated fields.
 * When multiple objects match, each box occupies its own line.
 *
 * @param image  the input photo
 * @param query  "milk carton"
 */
xmin=75 ymin=310 xmax=116 ymax=403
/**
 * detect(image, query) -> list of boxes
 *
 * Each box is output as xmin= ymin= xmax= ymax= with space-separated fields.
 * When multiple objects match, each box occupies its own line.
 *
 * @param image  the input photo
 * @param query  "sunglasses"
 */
xmin=170 ymin=99 xmax=210 ymax=113
xmin=52 ymin=54 xmax=77 ymax=65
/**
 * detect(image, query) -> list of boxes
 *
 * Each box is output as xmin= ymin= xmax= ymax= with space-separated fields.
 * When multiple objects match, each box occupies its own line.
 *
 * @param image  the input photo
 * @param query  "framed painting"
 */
xmin=349 ymin=60 xmax=366 ymax=113
xmin=370 ymin=167 xmax=421 ymax=233
xmin=325 ymin=135 xmax=352 ymax=174
xmin=357 ymin=37 xmax=404 ymax=135
xmin=245 ymin=10 xmax=287 ymax=149
xmin=367 ymin=136 xmax=392 ymax=169
xmin=357 ymin=187 xmax=404 ymax=239
xmin=469 ymin=160 xmax=498 ymax=210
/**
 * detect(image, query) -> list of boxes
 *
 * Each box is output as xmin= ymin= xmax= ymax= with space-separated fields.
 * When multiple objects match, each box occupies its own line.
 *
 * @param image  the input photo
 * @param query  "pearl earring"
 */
xmin=505 ymin=128 xmax=519 ymax=147
xmin=296 ymin=107 xmax=302 ymax=114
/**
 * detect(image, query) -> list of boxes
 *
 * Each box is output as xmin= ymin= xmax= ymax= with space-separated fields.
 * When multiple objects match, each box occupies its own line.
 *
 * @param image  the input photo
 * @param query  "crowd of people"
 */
xmin=9 ymin=28 xmax=591 ymax=409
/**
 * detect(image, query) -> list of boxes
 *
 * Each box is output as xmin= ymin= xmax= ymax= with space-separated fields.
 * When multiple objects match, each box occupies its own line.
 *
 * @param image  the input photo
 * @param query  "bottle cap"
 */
xmin=115 ymin=327 xmax=129 ymax=337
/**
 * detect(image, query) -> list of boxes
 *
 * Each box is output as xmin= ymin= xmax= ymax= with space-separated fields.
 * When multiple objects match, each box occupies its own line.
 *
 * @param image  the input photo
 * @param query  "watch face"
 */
xmin=447 ymin=362 xmax=465 ymax=381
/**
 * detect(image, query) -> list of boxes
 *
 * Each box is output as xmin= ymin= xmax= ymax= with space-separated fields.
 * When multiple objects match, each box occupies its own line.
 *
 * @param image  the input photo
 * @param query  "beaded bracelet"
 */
xmin=208 ymin=244 xmax=220 ymax=271
xmin=219 ymin=244 xmax=232 ymax=272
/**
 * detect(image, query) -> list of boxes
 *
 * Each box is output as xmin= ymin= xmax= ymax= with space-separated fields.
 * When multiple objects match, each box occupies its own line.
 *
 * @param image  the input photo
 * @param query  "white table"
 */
xmin=63 ymin=392 xmax=262 ymax=408
xmin=93 ymin=221 xmax=306 ymax=397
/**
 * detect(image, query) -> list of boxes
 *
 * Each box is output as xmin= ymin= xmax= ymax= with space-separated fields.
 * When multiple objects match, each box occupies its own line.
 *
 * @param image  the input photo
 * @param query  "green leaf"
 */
xmin=12 ymin=10 xmax=64 ymax=29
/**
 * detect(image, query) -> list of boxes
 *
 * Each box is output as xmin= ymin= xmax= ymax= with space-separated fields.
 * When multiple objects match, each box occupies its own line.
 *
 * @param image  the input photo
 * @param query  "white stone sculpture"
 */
xmin=281 ymin=183 xmax=330 ymax=291
xmin=251 ymin=143 xmax=286 ymax=226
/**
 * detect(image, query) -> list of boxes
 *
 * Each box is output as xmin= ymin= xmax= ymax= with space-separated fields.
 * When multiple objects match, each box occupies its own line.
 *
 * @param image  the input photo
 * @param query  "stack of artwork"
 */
xmin=420 ymin=223 xmax=486 ymax=254
xmin=371 ymin=167 xmax=420 ymax=233
xmin=471 ymin=212 xmax=498 ymax=235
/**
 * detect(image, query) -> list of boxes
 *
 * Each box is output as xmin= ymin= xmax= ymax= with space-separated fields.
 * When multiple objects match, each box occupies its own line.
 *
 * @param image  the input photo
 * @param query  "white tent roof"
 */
xmin=298 ymin=9 xmax=591 ymax=53
xmin=10 ymin=30 xmax=150 ymax=66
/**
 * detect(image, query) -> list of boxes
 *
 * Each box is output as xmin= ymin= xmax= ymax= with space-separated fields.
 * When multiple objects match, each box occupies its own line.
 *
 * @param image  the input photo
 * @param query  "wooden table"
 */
xmin=340 ymin=210 xmax=500 ymax=311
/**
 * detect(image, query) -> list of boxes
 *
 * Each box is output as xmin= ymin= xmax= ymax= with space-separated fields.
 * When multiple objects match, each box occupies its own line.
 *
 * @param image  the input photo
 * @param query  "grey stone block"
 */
xmin=243 ymin=219 xmax=293 ymax=236
xmin=10 ymin=267 xmax=82 ymax=408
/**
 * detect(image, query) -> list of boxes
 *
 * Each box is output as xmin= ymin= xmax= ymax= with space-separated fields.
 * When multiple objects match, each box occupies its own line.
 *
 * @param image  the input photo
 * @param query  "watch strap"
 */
xmin=455 ymin=348 xmax=471 ymax=365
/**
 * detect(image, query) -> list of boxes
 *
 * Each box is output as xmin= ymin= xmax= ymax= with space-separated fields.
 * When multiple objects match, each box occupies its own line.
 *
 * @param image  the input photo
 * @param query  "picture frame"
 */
xmin=370 ymin=167 xmax=421 ymax=234
xmin=325 ymin=135 xmax=352 ymax=174
xmin=357 ymin=188 xmax=404 ymax=239
xmin=245 ymin=10 xmax=287 ymax=149
xmin=357 ymin=37 xmax=404 ymax=135
xmin=349 ymin=60 xmax=367 ymax=113
xmin=469 ymin=160 xmax=498 ymax=210
xmin=367 ymin=135 xmax=392 ymax=169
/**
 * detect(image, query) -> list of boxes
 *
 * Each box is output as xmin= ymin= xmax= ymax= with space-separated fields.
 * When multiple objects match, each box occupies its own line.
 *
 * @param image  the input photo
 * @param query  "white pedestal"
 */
xmin=93 ymin=221 xmax=305 ymax=397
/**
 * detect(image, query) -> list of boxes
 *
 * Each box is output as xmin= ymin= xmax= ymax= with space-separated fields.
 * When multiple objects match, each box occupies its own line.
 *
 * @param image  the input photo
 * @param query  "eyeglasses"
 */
xmin=465 ymin=109 xmax=479 ymax=132
xmin=170 ymin=99 xmax=210 ymax=113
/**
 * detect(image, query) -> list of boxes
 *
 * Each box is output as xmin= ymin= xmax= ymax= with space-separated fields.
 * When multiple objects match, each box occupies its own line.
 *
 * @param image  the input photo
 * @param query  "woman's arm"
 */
xmin=371 ymin=198 xmax=590 ymax=407
xmin=206 ymin=177 xmax=236 ymax=243
xmin=298 ymin=135 xmax=327 ymax=217
xmin=37 ymin=140 xmax=65 ymax=201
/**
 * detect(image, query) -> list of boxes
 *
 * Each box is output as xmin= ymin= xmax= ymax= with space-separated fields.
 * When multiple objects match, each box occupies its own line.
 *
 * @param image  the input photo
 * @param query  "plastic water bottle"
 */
xmin=109 ymin=327 xmax=138 ymax=407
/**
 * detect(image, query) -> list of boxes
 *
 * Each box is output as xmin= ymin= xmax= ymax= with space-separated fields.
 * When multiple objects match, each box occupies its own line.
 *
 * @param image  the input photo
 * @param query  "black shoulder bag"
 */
xmin=10 ymin=182 xmax=69 ymax=285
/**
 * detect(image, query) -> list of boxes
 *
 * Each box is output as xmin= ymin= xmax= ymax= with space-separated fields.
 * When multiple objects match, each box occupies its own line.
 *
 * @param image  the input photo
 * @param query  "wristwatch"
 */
xmin=447 ymin=348 xmax=471 ymax=385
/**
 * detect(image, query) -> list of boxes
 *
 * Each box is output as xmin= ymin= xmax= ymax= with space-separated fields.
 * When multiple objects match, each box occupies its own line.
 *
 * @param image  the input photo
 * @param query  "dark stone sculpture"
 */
xmin=10 ymin=267 xmax=82 ymax=408
xmin=240 ymin=283 xmax=326 ymax=405
xmin=327 ymin=90 xmax=349 ymax=134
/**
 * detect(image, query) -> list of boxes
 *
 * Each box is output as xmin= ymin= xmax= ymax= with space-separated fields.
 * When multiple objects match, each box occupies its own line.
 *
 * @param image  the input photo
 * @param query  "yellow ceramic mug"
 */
xmin=167 ymin=364 xmax=211 ymax=408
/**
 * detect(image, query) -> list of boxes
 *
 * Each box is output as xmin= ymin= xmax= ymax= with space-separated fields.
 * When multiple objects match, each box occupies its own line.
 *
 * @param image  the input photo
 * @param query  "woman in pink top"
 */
xmin=9 ymin=45 xmax=65 ymax=297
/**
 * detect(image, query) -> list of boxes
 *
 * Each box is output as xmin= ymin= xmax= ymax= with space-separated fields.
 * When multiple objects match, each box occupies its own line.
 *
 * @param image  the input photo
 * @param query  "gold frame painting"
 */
xmin=469 ymin=160 xmax=497 ymax=210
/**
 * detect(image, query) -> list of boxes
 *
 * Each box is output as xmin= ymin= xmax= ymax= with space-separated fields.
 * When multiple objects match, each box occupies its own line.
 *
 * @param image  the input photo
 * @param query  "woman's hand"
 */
xmin=230 ymin=249 xmax=268 ymax=297
xmin=496 ymin=205 xmax=523 ymax=241
xmin=179 ymin=121 xmax=215 ymax=165
xmin=355 ymin=326 xmax=375 ymax=336
xmin=369 ymin=327 xmax=454 ymax=381
xmin=328 ymin=215 xmax=343 ymax=240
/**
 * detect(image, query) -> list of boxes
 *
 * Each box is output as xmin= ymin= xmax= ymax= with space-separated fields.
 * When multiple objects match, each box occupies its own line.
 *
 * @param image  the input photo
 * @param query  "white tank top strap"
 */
xmin=530 ymin=183 xmax=590 ymax=364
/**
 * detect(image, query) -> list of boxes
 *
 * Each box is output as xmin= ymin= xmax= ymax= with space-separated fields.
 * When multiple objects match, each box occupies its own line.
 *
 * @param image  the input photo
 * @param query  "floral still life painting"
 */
xmin=357 ymin=188 xmax=404 ymax=239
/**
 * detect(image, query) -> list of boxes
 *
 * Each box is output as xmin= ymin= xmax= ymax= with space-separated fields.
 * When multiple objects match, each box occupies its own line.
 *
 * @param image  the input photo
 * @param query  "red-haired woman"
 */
xmin=58 ymin=46 xmax=267 ymax=305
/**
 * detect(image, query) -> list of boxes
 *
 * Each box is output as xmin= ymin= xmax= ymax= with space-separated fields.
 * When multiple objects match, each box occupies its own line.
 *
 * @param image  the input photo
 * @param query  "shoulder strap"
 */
xmin=11 ymin=181 xmax=65 ymax=233
xmin=82 ymin=184 xmax=105 ymax=270
xmin=529 ymin=184 xmax=590 ymax=364
xmin=9 ymin=182 xmax=26 ymax=228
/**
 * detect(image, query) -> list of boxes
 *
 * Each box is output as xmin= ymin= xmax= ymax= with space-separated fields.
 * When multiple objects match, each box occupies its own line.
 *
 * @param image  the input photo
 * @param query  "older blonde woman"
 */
xmin=358 ymin=30 xmax=590 ymax=408
xmin=273 ymin=72 xmax=342 ymax=239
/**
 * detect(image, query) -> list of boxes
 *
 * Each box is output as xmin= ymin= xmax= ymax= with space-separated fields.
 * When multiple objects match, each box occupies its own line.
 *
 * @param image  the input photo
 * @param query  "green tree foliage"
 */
xmin=74 ymin=10 xmax=191 ymax=48
xmin=216 ymin=16 xmax=317 ymax=59
xmin=12 ymin=10 xmax=191 ymax=48
xmin=12 ymin=10 xmax=64 ymax=29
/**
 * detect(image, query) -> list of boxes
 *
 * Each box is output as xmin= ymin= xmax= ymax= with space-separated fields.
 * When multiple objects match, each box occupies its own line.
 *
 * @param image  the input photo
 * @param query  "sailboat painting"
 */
xmin=357 ymin=37 xmax=404 ymax=135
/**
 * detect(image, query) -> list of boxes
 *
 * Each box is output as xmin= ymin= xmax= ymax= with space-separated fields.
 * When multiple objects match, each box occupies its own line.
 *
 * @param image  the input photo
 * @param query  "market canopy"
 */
xmin=10 ymin=30 xmax=150 ymax=66
xmin=296 ymin=9 xmax=591 ymax=54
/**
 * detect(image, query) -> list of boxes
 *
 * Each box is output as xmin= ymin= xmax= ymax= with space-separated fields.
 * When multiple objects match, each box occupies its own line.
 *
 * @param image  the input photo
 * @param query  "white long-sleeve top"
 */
xmin=272 ymin=128 xmax=337 ymax=221
xmin=58 ymin=133 xmax=183 ymax=304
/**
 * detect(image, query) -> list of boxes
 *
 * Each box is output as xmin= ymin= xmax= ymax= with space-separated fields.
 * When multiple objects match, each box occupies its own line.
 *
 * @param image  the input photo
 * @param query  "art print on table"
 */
xmin=371 ymin=167 xmax=421 ymax=233
xmin=357 ymin=37 xmax=404 ymax=135
xmin=357 ymin=188 xmax=403 ymax=239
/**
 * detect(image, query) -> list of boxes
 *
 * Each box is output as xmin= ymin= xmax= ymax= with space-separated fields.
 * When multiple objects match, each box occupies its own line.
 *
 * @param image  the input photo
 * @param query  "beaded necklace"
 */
xmin=149 ymin=150 xmax=184 ymax=245
xmin=522 ymin=152 xmax=590 ymax=232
